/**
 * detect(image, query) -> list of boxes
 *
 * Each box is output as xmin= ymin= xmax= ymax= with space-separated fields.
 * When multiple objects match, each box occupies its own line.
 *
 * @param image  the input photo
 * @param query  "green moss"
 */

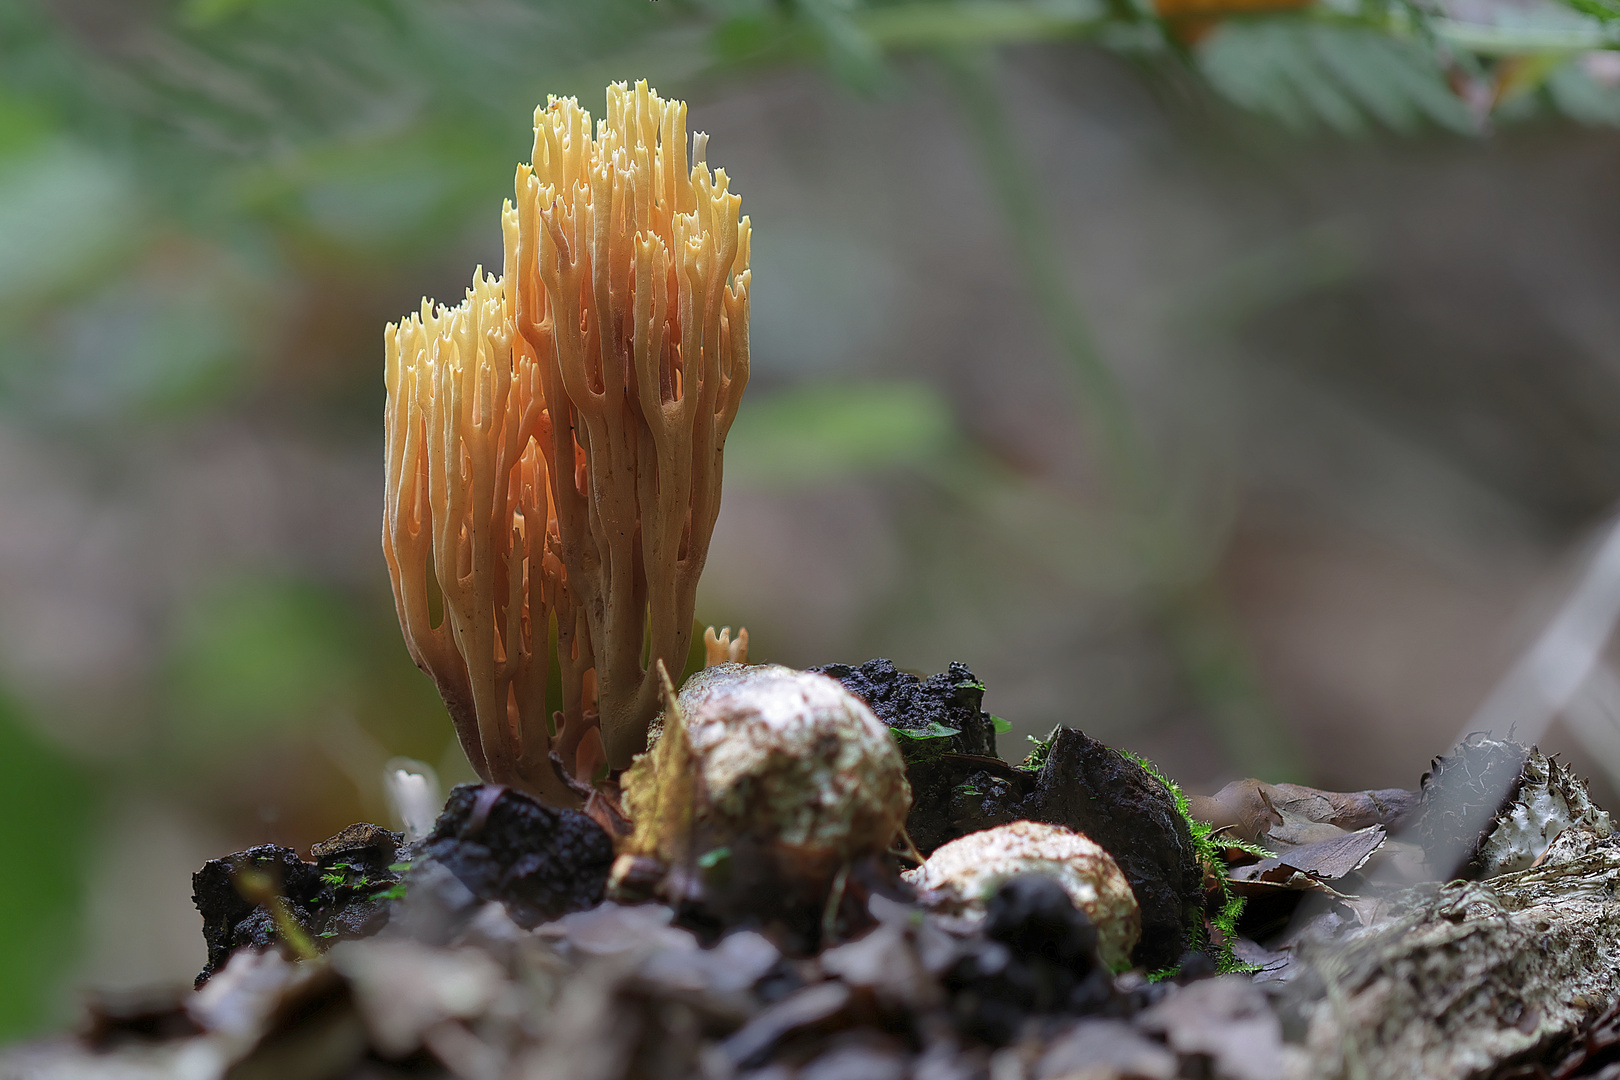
xmin=1019 ymin=726 xmax=1057 ymax=772
xmin=1122 ymin=750 xmax=1267 ymax=977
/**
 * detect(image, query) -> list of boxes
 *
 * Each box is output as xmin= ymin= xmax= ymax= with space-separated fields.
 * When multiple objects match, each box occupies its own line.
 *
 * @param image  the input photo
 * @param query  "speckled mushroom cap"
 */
xmin=904 ymin=820 xmax=1141 ymax=971
xmin=671 ymin=663 xmax=913 ymax=860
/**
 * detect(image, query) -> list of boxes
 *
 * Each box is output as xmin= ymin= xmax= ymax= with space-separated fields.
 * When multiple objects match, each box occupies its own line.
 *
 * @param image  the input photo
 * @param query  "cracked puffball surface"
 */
xmin=629 ymin=664 xmax=912 ymax=865
xmin=904 ymin=820 xmax=1141 ymax=972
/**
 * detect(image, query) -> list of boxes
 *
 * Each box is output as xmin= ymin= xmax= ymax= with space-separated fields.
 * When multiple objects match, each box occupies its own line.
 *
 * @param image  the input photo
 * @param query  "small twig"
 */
xmin=891 ymin=828 xmax=926 ymax=867
xmin=462 ymin=784 xmax=508 ymax=839
xmin=232 ymin=867 xmax=318 ymax=962
xmin=821 ymin=863 xmax=852 ymax=947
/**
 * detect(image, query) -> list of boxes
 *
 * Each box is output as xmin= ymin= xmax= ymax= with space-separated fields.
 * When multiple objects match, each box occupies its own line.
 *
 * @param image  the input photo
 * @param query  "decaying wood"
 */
xmin=1291 ymin=824 xmax=1620 ymax=1080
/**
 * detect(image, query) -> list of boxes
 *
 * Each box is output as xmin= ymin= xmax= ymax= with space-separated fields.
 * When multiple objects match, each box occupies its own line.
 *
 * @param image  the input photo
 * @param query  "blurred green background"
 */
xmin=10 ymin=0 xmax=1620 ymax=1039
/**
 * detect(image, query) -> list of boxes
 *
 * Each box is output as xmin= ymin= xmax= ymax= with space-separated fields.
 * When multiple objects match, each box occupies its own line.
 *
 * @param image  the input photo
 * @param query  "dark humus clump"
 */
xmin=192 ymin=823 xmax=405 ymax=985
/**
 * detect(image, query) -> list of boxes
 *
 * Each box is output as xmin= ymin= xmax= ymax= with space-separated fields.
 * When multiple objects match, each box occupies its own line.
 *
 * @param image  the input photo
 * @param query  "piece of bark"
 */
xmin=1292 ymin=825 xmax=1620 ymax=1080
xmin=1020 ymin=729 xmax=1204 ymax=971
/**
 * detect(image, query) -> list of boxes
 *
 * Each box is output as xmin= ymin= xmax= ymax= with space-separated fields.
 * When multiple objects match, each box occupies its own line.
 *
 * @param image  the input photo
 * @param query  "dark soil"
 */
xmin=944 ymin=875 xmax=1120 ymax=1043
xmin=810 ymin=658 xmax=1000 ymax=759
xmin=193 ymin=787 xmax=615 ymax=984
xmin=412 ymin=783 xmax=614 ymax=928
xmin=192 ymin=822 xmax=405 ymax=984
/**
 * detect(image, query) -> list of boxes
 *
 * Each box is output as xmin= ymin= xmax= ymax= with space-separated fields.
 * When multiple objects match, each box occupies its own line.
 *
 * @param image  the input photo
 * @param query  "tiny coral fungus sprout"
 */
xmin=383 ymin=81 xmax=751 ymax=801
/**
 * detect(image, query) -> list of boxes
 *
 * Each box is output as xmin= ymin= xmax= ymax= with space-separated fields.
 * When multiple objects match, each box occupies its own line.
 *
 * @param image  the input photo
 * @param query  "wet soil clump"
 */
xmin=192 ymin=786 xmax=615 ymax=984
xmin=192 ymin=823 xmax=404 ymax=985
xmin=413 ymin=783 xmax=615 ymax=928
xmin=811 ymin=658 xmax=1000 ymax=759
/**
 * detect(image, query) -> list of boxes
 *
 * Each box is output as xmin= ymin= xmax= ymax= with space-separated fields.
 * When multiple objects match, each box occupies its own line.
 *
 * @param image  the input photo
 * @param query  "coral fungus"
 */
xmin=383 ymin=81 xmax=750 ymax=800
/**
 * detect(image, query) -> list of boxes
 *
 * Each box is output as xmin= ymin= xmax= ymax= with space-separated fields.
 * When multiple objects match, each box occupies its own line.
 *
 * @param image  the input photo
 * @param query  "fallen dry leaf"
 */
xmin=1188 ymin=780 xmax=1417 ymax=848
xmin=1228 ymin=826 xmax=1386 ymax=889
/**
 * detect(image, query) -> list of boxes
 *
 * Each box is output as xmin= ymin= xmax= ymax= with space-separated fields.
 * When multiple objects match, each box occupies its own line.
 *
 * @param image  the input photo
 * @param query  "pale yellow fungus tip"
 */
xmin=703 ymin=626 xmax=749 ymax=667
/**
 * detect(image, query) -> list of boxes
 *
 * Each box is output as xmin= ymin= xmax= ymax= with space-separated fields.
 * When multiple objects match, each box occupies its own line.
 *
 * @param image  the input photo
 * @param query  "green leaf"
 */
xmin=891 ymin=721 xmax=960 ymax=741
xmin=179 ymin=0 xmax=302 ymax=27
xmin=991 ymin=715 xmax=1013 ymax=734
xmin=1559 ymin=0 xmax=1620 ymax=22
xmin=854 ymin=0 xmax=1107 ymax=48
xmin=369 ymin=881 xmax=408 ymax=902
xmin=796 ymin=0 xmax=887 ymax=91
xmin=697 ymin=847 xmax=731 ymax=869
xmin=713 ymin=14 xmax=793 ymax=65
xmin=1544 ymin=57 xmax=1620 ymax=124
xmin=1199 ymin=19 xmax=1475 ymax=135
xmin=0 ymin=141 xmax=138 ymax=310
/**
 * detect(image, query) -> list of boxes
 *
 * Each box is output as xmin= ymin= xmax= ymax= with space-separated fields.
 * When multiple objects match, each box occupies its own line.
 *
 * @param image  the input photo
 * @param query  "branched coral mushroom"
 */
xmin=383 ymin=81 xmax=751 ymax=801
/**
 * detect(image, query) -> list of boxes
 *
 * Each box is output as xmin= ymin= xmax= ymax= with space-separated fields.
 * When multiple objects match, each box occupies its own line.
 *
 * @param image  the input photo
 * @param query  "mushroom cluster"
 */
xmin=383 ymin=82 xmax=751 ymax=801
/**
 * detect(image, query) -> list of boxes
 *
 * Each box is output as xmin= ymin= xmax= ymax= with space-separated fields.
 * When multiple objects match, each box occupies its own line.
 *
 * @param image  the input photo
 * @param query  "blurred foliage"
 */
xmin=0 ymin=691 xmax=92 ymax=1040
xmin=2 ymin=0 xmax=1618 ymax=295
xmin=1199 ymin=21 xmax=1476 ymax=134
xmin=1 ymin=0 xmax=1620 ymax=1042
xmin=165 ymin=577 xmax=359 ymax=749
xmin=1 ymin=0 xmax=1617 ymax=429
xmin=727 ymin=381 xmax=956 ymax=486
xmin=154 ymin=573 xmax=466 ymax=809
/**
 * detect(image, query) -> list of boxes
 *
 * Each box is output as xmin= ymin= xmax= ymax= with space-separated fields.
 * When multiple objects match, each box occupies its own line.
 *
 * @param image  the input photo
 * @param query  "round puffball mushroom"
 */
xmin=904 ymin=820 xmax=1141 ymax=971
xmin=628 ymin=663 xmax=913 ymax=869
